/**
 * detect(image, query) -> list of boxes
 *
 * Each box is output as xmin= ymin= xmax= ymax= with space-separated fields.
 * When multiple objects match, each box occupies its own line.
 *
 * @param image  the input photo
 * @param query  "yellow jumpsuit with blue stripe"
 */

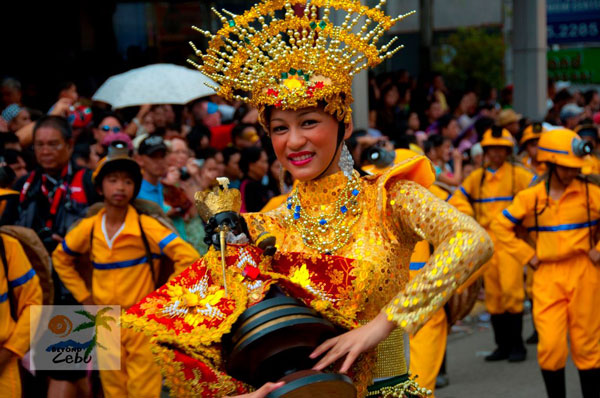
xmin=449 ymin=163 xmax=535 ymax=314
xmin=0 ymin=234 xmax=43 ymax=398
xmin=491 ymin=179 xmax=600 ymax=371
xmin=52 ymin=205 xmax=200 ymax=398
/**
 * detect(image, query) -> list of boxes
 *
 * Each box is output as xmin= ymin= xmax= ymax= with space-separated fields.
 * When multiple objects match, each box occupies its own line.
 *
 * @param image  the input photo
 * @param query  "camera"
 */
xmin=364 ymin=142 xmax=396 ymax=169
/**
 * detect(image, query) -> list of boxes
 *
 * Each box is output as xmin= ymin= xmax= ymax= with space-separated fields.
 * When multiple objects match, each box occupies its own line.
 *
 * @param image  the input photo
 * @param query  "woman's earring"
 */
xmin=339 ymin=143 xmax=355 ymax=179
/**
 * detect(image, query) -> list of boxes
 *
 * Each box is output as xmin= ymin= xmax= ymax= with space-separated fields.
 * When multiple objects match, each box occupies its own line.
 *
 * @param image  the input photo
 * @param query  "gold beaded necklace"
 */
xmin=285 ymin=173 xmax=362 ymax=254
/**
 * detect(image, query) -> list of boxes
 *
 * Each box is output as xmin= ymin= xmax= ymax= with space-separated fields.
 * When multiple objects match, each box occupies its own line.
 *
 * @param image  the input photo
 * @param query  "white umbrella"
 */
xmin=92 ymin=63 xmax=216 ymax=109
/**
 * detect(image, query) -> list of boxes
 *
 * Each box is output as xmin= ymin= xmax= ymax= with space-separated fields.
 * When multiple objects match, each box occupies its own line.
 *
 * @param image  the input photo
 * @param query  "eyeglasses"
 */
xmin=33 ymin=142 xmax=65 ymax=151
xmin=101 ymin=125 xmax=122 ymax=133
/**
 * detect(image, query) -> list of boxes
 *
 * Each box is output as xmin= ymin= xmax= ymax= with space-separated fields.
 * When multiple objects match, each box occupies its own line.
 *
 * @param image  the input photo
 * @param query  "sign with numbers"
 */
xmin=547 ymin=0 xmax=600 ymax=44
xmin=547 ymin=48 xmax=600 ymax=83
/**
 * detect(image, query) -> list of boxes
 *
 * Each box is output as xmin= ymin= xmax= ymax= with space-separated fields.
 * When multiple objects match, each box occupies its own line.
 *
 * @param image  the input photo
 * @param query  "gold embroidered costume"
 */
xmin=122 ymin=1 xmax=493 ymax=397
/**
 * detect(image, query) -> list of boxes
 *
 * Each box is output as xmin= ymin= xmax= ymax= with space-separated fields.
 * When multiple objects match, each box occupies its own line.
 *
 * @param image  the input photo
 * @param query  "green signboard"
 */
xmin=547 ymin=47 xmax=600 ymax=83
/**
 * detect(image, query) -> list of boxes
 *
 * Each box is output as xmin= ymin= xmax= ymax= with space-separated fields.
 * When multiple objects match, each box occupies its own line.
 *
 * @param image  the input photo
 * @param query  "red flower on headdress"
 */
xmin=267 ymin=88 xmax=279 ymax=97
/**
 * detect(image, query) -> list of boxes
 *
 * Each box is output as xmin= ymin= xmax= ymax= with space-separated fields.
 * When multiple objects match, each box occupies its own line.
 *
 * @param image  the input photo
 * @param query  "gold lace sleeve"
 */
xmin=383 ymin=180 xmax=493 ymax=334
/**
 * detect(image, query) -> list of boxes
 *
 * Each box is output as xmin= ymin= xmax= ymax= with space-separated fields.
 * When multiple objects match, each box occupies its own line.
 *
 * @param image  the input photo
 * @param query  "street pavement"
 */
xmin=436 ymin=313 xmax=580 ymax=398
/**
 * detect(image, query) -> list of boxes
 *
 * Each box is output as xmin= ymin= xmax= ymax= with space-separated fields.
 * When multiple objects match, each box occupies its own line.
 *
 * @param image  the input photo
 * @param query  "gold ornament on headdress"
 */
xmin=187 ymin=0 xmax=414 ymax=126
xmin=195 ymin=177 xmax=242 ymax=222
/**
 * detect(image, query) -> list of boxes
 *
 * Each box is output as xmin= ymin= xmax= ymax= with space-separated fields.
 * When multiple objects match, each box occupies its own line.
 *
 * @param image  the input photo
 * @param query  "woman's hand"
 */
xmin=224 ymin=382 xmax=284 ymax=398
xmin=310 ymin=312 xmax=396 ymax=373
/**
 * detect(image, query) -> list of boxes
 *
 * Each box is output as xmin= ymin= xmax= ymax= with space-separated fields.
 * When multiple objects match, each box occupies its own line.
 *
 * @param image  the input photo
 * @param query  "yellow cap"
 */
xmin=481 ymin=127 xmax=515 ymax=148
xmin=520 ymin=122 xmax=545 ymax=145
xmin=537 ymin=128 xmax=591 ymax=168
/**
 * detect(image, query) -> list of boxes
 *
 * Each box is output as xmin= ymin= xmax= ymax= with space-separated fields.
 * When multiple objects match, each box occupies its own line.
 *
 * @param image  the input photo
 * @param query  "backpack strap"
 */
xmin=0 ymin=234 xmax=18 ymax=321
xmin=137 ymin=214 xmax=157 ymax=288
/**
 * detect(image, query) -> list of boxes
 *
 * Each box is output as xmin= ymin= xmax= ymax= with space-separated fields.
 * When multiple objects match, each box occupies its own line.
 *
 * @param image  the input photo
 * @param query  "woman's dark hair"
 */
xmin=187 ymin=124 xmax=212 ymax=155
xmin=93 ymin=110 xmax=123 ymax=128
xmin=423 ymin=134 xmax=447 ymax=154
xmin=0 ymin=162 xmax=16 ymax=188
xmin=231 ymin=123 xmax=258 ymax=142
xmin=196 ymin=147 xmax=219 ymax=161
xmin=239 ymin=147 xmax=264 ymax=176
xmin=222 ymin=146 xmax=241 ymax=165
xmin=474 ymin=117 xmax=495 ymax=141
xmin=0 ymin=132 xmax=19 ymax=149
xmin=72 ymin=142 xmax=91 ymax=164
xmin=437 ymin=114 xmax=455 ymax=131
xmin=33 ymin=115 xmax=72 ymax=141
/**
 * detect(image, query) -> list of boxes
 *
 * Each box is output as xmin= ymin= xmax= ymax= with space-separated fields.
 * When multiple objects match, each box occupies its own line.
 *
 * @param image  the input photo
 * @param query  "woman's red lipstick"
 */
xmin=288 ymin=151 xmax=315 ymax=166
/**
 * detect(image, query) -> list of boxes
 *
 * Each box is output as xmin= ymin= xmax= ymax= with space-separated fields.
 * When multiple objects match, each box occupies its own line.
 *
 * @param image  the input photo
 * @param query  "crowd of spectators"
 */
xmin=1 ymin=72 xmax=600 ymax=255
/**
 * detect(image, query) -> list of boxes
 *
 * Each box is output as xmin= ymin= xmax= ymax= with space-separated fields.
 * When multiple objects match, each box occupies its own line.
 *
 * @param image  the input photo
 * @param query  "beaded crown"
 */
xmin=195 ymin=178 xmax=242 ymax=222
xmin=188 ymin=0 xmax=413 ymax=125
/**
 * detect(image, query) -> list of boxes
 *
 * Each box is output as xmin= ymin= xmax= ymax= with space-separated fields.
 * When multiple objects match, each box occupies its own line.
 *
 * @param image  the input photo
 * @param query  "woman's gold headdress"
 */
xmin=188 ymin=0 xmax=413 ymax=126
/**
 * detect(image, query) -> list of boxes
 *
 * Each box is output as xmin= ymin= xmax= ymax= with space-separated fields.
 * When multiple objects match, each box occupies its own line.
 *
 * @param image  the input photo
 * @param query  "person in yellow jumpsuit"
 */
xmin=519 ymin=122 xmax=547 ymax=176
xmin=0 ymin=233 xmax=43 ymax=398
xmin=575 ymin=123 xmax=600 ymax=175
xmin=408 ymin=183 xmax=451 ymax=397
xmin=450 ymin=126 xmax=535 ymax=362
xmin=491 ymin=128 xmax=600 ymax=398
xmin=52 ymin=143 xmax=200 ymax=398
xmin=518 ymin=122 xmax=547 ymax=345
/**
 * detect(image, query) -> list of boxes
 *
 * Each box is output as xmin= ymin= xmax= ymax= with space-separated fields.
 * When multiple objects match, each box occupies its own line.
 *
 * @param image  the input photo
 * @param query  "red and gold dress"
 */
xmin=122 ymin=151 xmax=493 ymax=397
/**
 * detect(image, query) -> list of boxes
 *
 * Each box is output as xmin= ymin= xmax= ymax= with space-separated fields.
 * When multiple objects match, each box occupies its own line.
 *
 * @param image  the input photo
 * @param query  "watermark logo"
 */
xmin=30 ymin=305 xmax=121 ymax=371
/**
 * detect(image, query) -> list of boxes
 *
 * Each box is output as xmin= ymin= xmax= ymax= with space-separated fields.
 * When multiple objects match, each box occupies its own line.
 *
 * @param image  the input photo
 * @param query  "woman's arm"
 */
xmin=383 ymin=180 xmax=493 ymax=334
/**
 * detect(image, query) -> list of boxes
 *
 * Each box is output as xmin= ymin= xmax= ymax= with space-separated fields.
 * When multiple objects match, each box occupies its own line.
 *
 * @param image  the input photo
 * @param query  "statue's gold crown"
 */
xmin=188 ymin=0 xmax=413 ymax=125
xmin=195 ymin=177 xmax=242 ymax=222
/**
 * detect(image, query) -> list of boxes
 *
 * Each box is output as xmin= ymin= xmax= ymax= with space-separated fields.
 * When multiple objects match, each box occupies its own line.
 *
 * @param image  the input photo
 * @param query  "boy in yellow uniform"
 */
xmin=52 ymin=143 xmax=200 ymax=398
xmin=450 ymin=127 xmax=535 ymax=362
xmin=491 ymin=128 xmax=600 ymax=398
xmin=0 ymin=233 xmax=43 ymax=398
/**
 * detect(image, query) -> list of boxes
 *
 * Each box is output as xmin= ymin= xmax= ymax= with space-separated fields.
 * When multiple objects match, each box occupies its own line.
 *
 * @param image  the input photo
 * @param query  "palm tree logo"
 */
xmin=71 ymin=307 xmax=117 ymax=360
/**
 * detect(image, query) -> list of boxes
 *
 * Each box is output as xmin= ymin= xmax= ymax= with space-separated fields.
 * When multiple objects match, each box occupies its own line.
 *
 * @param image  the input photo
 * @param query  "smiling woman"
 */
xmin=121 ymin=1 xmax=493 ymax=397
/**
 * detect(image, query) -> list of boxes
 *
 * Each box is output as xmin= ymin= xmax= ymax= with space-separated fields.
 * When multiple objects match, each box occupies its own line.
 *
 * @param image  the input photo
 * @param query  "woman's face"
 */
xmin=200 ymin=158 xmax=220 ymax=187
xmin=442 ymin=119 xmax=460 ymax=141
xmin=95 ymin=116 xmax=122 ymax=141
xmin=438 ymin=140 xmax=452 ymax=163
xmin=269 ymin=107 xmax=352 ymax=182
xmin=248 ymin=150 xmax=269 ymax=179
xmin=168 ymin=138 xmax=190 ymax=169
xmin=427 ymin=102 xmax=443 ymax=121
xmin=408 ymin=112 xmax=420 ymax=131
xmin=384 ymin=86 xmax=399 ymax=108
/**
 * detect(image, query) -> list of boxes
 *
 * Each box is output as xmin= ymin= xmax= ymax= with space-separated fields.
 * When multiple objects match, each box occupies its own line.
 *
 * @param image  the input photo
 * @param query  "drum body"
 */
xmin=224 ymin=292 xmax=356 ymax=398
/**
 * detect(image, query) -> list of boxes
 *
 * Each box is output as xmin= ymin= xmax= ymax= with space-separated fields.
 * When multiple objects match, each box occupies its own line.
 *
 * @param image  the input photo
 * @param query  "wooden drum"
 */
xmin=223 ymin=294 xmax=356 ymax=398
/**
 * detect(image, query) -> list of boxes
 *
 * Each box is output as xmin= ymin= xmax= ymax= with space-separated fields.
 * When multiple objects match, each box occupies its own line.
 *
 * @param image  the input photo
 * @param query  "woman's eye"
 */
xmin=301 ymin=119 xmax=318 ymax=127
xmin=271 ymin=125 xmax=288 ymax=134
